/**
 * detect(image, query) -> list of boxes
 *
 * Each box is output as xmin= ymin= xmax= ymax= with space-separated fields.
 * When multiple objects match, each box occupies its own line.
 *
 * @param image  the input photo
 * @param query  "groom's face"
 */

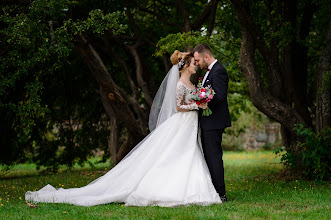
xmin=193 ymin=52 xmax=208 ymax=70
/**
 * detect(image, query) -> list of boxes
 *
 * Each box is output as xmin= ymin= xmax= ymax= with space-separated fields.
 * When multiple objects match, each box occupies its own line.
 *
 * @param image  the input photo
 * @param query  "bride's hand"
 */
xmin=198 ymin=102 xmax=208 ymax=109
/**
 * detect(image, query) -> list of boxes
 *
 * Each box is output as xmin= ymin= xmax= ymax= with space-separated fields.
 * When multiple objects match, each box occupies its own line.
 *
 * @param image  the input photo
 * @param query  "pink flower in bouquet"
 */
xmin=190 ymin=80 xmax=216 ymax=116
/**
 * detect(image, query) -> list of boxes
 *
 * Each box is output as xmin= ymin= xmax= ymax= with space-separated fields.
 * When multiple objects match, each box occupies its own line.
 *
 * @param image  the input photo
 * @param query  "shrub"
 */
xmin=276 ymin=124 xmax=331 ymax=180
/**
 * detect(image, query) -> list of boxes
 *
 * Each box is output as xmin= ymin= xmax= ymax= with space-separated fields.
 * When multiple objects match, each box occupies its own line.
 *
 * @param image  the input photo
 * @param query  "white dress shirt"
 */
xmin=202 ymin=59 xmax=218 ymax=85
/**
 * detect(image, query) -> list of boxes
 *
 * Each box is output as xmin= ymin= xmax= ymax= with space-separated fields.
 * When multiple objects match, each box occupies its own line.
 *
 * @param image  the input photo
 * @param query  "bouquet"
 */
xmin=191 ymin=77 xmax=216 ymax=116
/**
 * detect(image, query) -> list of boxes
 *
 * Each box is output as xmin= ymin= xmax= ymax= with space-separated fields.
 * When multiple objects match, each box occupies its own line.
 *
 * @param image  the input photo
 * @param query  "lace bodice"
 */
xmin=176 ymin=82 xmax=198 ymax=111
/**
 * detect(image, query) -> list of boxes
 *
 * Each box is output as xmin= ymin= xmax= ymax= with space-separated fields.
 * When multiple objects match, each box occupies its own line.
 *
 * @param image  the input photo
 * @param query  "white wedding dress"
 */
xmin=25 ymin=81 xmax=222 ymax=207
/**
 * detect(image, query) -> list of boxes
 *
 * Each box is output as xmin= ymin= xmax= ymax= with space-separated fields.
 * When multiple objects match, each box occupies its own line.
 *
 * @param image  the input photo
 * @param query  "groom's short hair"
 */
xmin=193 ymin=43 xmax=213 ymax=56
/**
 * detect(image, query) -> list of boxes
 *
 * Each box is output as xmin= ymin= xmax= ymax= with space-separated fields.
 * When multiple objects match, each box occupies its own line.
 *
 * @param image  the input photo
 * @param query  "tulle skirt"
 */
xmin=25 ymin=111 xmax=221 ymax=207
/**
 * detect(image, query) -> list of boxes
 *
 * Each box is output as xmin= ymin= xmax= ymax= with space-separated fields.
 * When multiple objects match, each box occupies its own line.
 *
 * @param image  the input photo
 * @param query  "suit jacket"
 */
xmin=199 ymin=61 xmax=231 ymax=130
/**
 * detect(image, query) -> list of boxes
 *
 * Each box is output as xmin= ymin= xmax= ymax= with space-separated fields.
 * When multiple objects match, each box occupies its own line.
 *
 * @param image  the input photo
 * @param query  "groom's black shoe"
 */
xmin=219 ymin=195 xmax=228 ymax=202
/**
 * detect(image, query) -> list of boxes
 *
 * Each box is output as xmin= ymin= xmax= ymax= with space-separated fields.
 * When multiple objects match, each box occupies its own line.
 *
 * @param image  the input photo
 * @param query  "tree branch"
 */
xmin=74 ymin=35 xmax=144 ymax=142
xmin=126 ymin=44 xmax=154 ymax=106
xmin=191 ymin=0 xmax=218 ymax=31
xmin=131 ymin=0 xmax=184 ymax=31
xmin=95 ymin=37 xmax=148 ymax=135
xmin=176 ymin=0 xmax=191 ymax=32
xmin=207 ymin=0 xmax=219 ymax=36
xmin=230 ymin=0 xmax=306 ymax=133
xmin=48 ymin=21 xmax=57 ymax=48
xmin=116 ymin=86 xmax=148 ymax=135
xmin=125 ymin=0 xmax=141 ymax=39
xmin=99 ymin=86 xmax=118 ymax=166
xmin=101 ymin=37 xmax=140 ymax=100
xmin=231 ymin=0 xmax=282 ymax=99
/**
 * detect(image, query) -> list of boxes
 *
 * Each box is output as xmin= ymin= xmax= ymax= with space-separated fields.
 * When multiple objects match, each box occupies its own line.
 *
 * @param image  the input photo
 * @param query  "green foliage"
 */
xmin=63 ymin=10 xmax=127 ymax=36
xmin=0 ymin=0 xmax=75 ymax=143
xmin=276 ymin=124 xmax=331 ymax=180
xmin=155 ymin=31 xmax=249 ymax=126
xmin=0 ymin=0 xmax=126 ymax=169
xmin=155 ymin=32 xmax=204 ymax=56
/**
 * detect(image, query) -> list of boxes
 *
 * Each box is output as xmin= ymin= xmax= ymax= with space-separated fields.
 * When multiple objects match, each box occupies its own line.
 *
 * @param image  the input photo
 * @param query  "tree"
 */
xmin=3 ymin=0 xmax=328 ymax=178
xmin=228 ymin=0 xmax=331 ymax=175
xmin=0 ymin=0 xmax=123 ymax=169
xmin=70 ymin=0 xmax=229 ymax=164
xmin=0 ymin=0 xmax=228 ymax=168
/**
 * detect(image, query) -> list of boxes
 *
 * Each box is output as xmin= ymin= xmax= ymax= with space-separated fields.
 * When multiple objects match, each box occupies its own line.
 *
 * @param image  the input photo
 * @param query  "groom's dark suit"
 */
xmin=199 ymin=61 xmax=231 ymax=197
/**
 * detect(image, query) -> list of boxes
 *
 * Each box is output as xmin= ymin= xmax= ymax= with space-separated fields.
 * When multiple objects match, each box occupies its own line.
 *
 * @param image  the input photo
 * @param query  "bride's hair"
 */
xmin=170 ymin=50 xmax=193 ymax=71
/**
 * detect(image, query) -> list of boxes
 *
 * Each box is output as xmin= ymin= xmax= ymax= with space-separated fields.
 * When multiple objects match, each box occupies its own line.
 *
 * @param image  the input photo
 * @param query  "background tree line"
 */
xmin=0 ymin=0 xmax=330 ymax=179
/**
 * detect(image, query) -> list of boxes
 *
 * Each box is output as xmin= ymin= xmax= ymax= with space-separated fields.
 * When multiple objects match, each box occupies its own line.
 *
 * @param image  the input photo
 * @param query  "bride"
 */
xmin=25 ymin=50 xmax=222 ymax=207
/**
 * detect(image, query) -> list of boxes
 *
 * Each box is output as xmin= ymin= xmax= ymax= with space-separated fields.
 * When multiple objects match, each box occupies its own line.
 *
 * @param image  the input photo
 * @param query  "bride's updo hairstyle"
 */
xmin=170 ymin=50 xmax=193 ymax=72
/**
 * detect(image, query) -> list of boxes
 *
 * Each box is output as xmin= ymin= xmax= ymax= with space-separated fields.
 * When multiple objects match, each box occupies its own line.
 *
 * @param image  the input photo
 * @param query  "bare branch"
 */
xmin=130 ymin=0 xmax=184 ymax=31
xmin=100 ymin=86 xmax=118 ymax=166
xmin=101 ymin=38 xmax=140 ymax=100
xmin=106 ymin=32 xmax=154 ymax=107
xmin=95 ymin=37 xmax=149 ymax=137
xmin=48 ymin=21 xmax=57 ymax=47
xmin=231 ymin=0 xmax=282 ymax=99
xmin=126 ymin=44 xmax=154 ymax=106
xmin=176 ymin=0 xmax=191 ymax=32
xmin=191 ymin=0 xmax=218 ymax=31
xmin=230 ymin=0 xmax=306 ymax=132
xmin=74 ymin=35 xmax=144 ymax=141
xmin=117 ymin=86 xmax=148 ymax=135
xmin=207 ymin=0 xmax=219 ymax=36
xmin=125 ymin=0 xmax=141 ymax=39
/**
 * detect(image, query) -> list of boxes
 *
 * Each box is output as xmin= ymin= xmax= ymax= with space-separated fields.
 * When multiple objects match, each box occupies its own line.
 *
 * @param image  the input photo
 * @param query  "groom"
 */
xmin=193 ymin=43 xmax=231 ymax=202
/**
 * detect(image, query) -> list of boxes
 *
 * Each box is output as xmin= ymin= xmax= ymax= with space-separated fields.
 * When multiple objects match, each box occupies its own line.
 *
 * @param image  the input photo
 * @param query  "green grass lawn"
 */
xmin=0 ymin=151 xmax=330 ymax=219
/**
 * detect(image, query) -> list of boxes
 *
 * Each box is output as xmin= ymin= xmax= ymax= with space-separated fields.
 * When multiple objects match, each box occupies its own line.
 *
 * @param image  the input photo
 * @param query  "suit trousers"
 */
xmin=200 ymin=128 xmax=226 ymax=196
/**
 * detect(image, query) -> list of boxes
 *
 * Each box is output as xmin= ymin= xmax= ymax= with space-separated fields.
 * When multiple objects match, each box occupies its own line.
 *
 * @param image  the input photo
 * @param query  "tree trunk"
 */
xmin=230 ymin=0 xmax=306 ymax=149
xmin=126 ymin=45 xmax=153 ymax=106
xmin=176 ymin=0 xmax=191 ymax=32
xmin=316 ymin=18 xmax=331 ymax=132
xmin=74 ymin=35 xmax=145 ymax=164
xmin=100 ymin=87 xmax=118 ymax=167
xmin=295 ymin=2 xmax=316 ymax=127
xmin=207 ymin=0 xmax=219 ymax=36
